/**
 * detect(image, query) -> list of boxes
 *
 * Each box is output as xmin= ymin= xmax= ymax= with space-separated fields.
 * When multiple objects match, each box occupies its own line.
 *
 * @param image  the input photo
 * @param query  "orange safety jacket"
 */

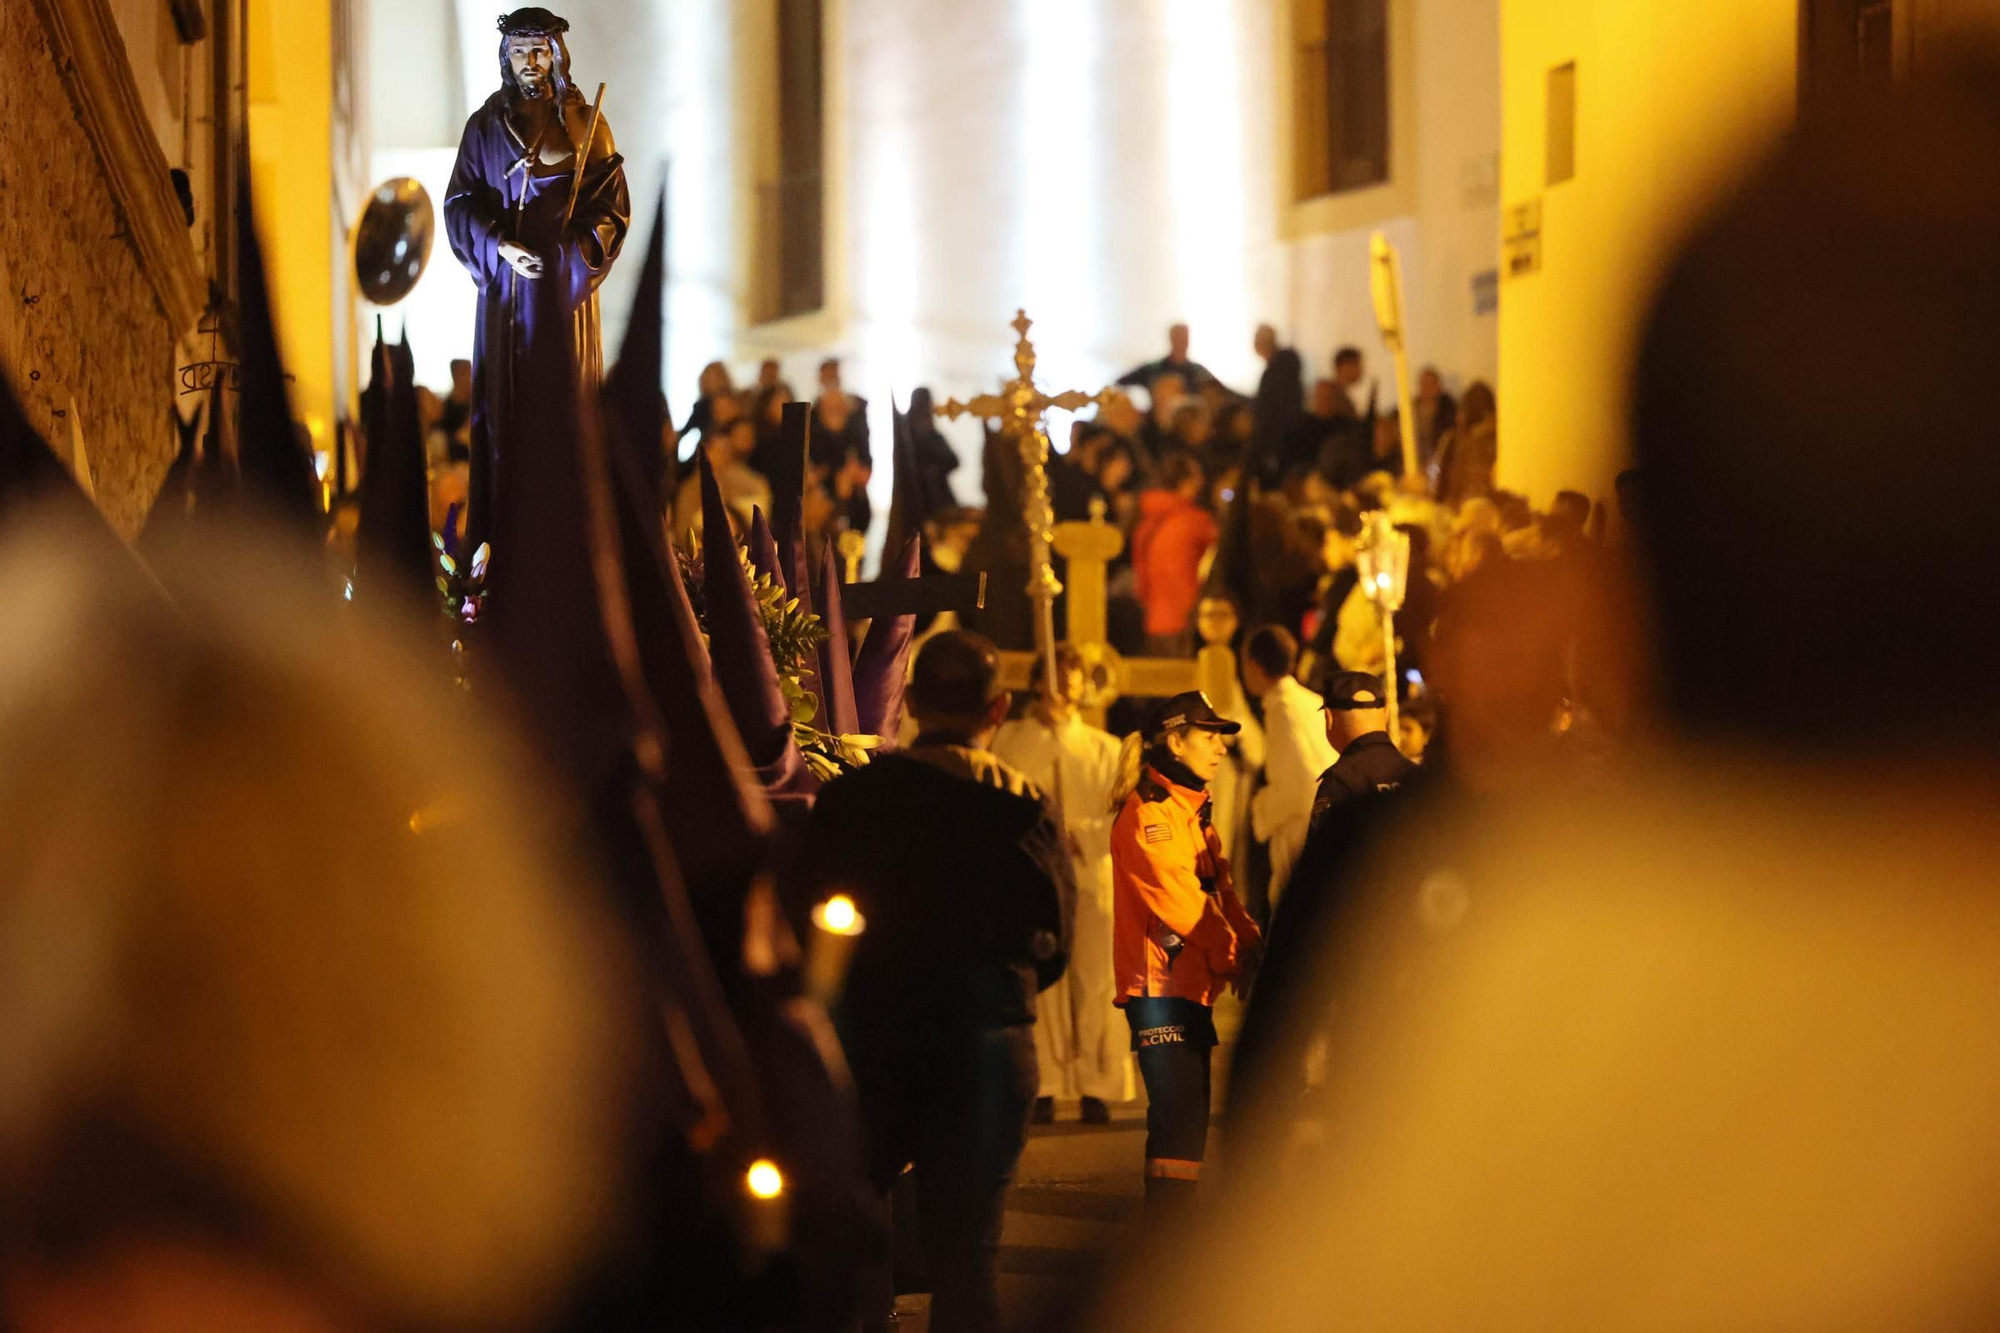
xmin=1111 ymin=766 xmax=1262 ymax=1008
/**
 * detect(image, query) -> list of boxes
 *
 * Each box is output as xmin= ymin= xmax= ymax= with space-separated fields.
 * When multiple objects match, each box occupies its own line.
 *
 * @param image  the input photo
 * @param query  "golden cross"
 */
xmin=933 ymin=309 xmax=1113 ymax=613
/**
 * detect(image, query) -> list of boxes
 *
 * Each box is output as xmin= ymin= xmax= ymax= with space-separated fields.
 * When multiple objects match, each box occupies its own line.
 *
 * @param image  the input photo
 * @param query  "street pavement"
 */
xmin=892 ymin=1005 xmax=1242 ymax=1331
xmin=891 ymin=1102 xmax=1149 ymax=1332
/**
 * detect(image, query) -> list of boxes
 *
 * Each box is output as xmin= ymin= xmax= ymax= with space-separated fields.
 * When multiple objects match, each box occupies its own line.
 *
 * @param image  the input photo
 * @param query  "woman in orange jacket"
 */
xmin=1111 ymin=691 xmax=1263 ymax=1207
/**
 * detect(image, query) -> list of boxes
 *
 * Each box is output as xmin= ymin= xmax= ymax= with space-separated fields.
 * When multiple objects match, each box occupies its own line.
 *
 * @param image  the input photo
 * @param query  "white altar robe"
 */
xmin=991 ymin=712 xmax=1135 ymax=1104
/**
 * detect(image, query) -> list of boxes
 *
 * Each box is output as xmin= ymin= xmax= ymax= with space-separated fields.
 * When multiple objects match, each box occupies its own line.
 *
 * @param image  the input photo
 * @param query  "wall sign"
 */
xmin=1504 ymin=198 xmax=1543 ymax=277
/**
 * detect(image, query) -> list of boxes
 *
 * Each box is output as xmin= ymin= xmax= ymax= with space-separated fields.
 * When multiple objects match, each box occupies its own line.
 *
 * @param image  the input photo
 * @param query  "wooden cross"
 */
xmin=991 ymin=496 xmax=1236 ymax=726
xmin=938 ymin=312 xmax=1248 ymax=855
xmin=840 ymin=567 xmax=987 ymax=623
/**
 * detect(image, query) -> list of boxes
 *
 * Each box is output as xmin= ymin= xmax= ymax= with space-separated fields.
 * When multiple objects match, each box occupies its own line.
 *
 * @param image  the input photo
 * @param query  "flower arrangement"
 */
xmin=673 ymin=535 xmax=876 ymax=782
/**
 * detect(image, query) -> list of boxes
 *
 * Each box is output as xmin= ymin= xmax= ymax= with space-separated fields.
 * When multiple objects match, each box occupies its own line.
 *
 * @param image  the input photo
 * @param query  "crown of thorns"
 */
xmin=497 ymin=8 xmax=569 ymax=36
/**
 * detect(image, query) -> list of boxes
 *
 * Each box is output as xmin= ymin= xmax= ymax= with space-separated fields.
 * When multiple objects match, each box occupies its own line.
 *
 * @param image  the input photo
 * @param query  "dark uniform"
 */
xmin=1311 ymin=672 xmax=1417 ymax=828
xmin=1311 ymin=731 xmax=1417 ymax=824
xmin=801 ymin=733 xmax=1074 ymax=1333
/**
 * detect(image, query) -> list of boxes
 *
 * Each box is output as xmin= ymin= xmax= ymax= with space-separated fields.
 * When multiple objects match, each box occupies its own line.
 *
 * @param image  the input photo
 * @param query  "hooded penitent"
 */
xmin=355 ymin=328 xmax=435 ymax=601
xmin=882 ymin=389 xmax=957 ymax=565
xmin=0 ymin=368 xmax=98 ymax=526
xmin=699 ymin=447 xmax=808 ymax=792
xmin=234 ymin=177 xmax=322 ymax=533
xmin=768 ymin=400 xmax=812 ymax=598
xmin=745 ymin=506 xmax=783 ymax=588
xmin=599 ymin=202 xmax=778 ymax=897
xmin=811 ymin=537 xmax=860 ymax=739
xmin=138 ymin=404 xmax=202 ymax=550
xmin=851 ymin=534 xmax=921 ymax=747
xmin=593 ymin=201 xmax=874 ymax=1324
xmin=602 ymin=186 xmax=669 ymax=508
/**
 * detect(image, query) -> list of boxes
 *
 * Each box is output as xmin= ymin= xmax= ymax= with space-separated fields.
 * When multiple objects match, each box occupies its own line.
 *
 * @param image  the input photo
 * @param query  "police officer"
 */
xmin=1111 ymin=691 xmax=1262 ymax=1209
xmin=801 ymin=630 xmax=1073 ymax=1333
xmin=1312 ymin=670 xmax=1417 ymax=827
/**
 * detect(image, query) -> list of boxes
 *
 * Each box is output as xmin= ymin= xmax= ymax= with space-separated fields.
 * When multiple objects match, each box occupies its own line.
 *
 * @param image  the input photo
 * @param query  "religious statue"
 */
xmin=444 ymin=7 xmax=630 ymax=556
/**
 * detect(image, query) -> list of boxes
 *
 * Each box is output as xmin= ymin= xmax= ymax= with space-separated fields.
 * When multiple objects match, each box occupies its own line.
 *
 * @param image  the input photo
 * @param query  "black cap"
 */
xmin=1321 ymin=671 xmax=1390 ymax=711
xmin=498 ymin=8 xmax=569 ymax=35
xmin=1145 ymin=691 xmax=1242 ymax=740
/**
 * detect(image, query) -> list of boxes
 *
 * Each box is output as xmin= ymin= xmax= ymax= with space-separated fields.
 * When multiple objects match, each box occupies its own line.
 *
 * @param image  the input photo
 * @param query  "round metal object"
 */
xmin=353 ymin=178 xmax=435 ymax=306
xmin=1074 ymin=641 xmax=1126 ymax=713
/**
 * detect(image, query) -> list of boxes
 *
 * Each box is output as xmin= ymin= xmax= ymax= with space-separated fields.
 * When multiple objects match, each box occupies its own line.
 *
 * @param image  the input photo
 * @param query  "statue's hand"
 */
xmin=498 ymin=240 xmax=544 ymax=280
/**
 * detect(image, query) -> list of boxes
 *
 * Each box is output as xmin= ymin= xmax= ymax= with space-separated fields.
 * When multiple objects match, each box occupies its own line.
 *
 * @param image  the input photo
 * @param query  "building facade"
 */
xmin=4 ymin=0 xmax=363 ymax=536
xmin=369 ymin=0 xmax=1499 ymax=549
xmin=1497 ymin=0 xmax=2000 ymax=503
xmin=4 ymin=0 xmax=218 ymax=532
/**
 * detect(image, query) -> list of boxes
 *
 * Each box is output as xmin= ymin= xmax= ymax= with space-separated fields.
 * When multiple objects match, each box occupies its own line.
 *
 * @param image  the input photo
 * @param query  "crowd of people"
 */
xmin=19 ymin=52 xmax=2000 ymax=1333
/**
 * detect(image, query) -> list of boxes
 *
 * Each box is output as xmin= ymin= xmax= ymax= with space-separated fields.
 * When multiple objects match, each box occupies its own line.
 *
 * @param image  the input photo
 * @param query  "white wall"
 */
xmin=824 ymin=0 xmax=1497 ymax=526
xmin=1279 ymin=0 xmax=1501 ymax=394
xmin=368 ymin=0 xmax=1497 ymax=557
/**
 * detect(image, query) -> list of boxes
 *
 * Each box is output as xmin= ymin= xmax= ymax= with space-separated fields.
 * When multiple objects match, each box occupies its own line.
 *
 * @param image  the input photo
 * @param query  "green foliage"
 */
xmin=747 ymin=555 xmax=826 ymax=689
xmin=670 ymin=530 xmax=876 ymax=780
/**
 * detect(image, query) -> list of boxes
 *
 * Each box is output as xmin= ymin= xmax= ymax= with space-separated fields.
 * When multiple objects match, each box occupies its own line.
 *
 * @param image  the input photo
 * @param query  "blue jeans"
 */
xmin=848 ymin=1024 xmax=1038 ymax=1333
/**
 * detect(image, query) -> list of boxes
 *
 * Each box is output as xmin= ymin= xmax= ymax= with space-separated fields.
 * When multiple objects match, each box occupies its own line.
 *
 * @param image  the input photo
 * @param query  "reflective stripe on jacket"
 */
xmin=1111 ymin=767 xmax=1262 ymax=1007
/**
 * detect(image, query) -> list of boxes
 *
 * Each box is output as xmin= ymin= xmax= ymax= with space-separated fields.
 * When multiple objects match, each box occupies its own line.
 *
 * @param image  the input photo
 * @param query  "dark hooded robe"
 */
xmin=444 ymin=16 xmax=630 ymax=558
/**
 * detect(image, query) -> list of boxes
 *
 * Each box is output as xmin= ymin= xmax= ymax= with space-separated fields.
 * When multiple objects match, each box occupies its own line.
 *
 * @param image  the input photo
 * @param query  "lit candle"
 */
xmin=804 ymin=892 xmax=866 ymax=1006
xmin=743 ymin=1158 xmax=789 ymax=1252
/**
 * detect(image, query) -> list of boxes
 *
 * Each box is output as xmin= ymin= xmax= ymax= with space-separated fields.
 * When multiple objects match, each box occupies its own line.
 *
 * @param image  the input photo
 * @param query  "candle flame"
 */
xmin=746 ymin=1159 xmax=785 ymax=1200
xmin=814 ymin=894 xmax=865 ymax=936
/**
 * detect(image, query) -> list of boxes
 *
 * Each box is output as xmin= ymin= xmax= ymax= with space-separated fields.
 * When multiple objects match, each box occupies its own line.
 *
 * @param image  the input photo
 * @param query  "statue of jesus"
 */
xmin=443 ymin=7 xmax=630 ymax=558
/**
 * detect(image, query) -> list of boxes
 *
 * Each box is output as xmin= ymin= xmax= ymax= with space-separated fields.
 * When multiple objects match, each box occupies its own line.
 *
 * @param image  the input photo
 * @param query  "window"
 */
xmin=763 ymin=0 xmax=825 ymax=320
xmin=1294 ymin=0 xmax=1390 ymax=200
xmin=1546 ymin=62 xmax=1576 ymax=186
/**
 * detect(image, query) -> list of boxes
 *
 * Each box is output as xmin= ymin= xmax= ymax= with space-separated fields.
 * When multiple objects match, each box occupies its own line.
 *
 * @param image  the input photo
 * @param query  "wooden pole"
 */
xmin=1369 ymin=232 xmax=1424 ymax=487
xmin=562 ymin=82 xmax=608 ymax=230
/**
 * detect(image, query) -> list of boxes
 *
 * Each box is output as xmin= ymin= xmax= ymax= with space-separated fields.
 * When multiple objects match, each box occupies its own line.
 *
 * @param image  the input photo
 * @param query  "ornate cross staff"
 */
xmin=935 ymin=310 xmax=1114 ymax=814
xmin=934 ymin=310 xmax=1114 ymax=671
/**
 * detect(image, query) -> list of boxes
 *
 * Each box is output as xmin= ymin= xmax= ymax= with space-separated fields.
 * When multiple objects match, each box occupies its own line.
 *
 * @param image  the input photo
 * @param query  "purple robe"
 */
xmin=444 ymin=82 xmax=630 ymax=555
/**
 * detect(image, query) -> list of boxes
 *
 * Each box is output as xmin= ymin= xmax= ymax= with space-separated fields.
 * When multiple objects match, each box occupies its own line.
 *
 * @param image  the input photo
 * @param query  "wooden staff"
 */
xmin=1370 ymin=231 xmax=1423 ymax=486
xmin=562 ymin=82 xmax=608 ymax=229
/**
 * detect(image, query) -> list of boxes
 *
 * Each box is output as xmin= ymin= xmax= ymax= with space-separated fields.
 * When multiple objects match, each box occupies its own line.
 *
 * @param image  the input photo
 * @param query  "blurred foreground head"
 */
xmin=0 ymin=516 xmax=630 ymax=1331
xmin=1086 ymin=61 xmax=2000 ymax=1333
xmin=1634 ymin=64 xmax=2000 ymax=754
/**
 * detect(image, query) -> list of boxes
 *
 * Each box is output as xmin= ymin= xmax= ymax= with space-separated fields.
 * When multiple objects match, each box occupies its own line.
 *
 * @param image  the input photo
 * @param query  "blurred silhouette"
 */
xmin=0 ymin=513 xmax=633 ymax=1333
xmin=1077 ymin=54 xmax=2000 ymax=1333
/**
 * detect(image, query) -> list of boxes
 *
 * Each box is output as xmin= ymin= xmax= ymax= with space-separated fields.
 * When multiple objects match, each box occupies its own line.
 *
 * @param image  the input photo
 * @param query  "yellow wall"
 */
xmin=248 ymin=0 xmax=335 ymax=453
xmin=1497 ymin=0 xmax=1798 ymax=503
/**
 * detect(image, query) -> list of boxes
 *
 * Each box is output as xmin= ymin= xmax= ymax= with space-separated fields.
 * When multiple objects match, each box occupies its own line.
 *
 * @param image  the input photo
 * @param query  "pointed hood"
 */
xmin=601 ymin=397 xmax=777 ymax=893
xmin=0 ymin=368 xmax=95 ymax=523
xmin=190 ymin=376 xmax=238 ymax=512
xmin=355 ymin=330 xmax=435 ymax=600
xmin=851 ymin=534 xmax=920 ymax=746
xmin=881 ymin=393 xmax=919 ymax=574
xmin=762 ymin=399 xmax=826 ymax=715
xmin=484 ymin=291 xmax=780 ymax=1175
xmin=811 ymin=536 xmax=859 ymax=738
xmin=357 ymin=316 xmax=389 ymax=445
xmin=139 ymin=405 xmax=202 ymax=549
xmin=698 ymin=447 xmax=800 ymax=777
xmin=604 ymin=192 xmax=668 ymax=507
xmin=769 ymin=401 xmax=812 ymax=597
xmin=233 ymin=177 xmax=322 ymax=532
xmin=745 ymin=506 xmax=782 ymax=587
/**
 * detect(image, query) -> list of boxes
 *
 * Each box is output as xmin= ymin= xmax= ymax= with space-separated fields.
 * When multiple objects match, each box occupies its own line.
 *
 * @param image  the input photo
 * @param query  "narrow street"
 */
xmin=894 ymin=1008 xmax=1243 ymax=1330
xmin=892 ymin=1106 xmax=1146 ymax=1332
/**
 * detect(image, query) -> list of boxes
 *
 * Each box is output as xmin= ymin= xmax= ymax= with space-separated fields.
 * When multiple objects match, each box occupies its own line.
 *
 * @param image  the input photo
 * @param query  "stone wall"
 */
xmin=0 ymin=3 xmax=182 ymax=537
